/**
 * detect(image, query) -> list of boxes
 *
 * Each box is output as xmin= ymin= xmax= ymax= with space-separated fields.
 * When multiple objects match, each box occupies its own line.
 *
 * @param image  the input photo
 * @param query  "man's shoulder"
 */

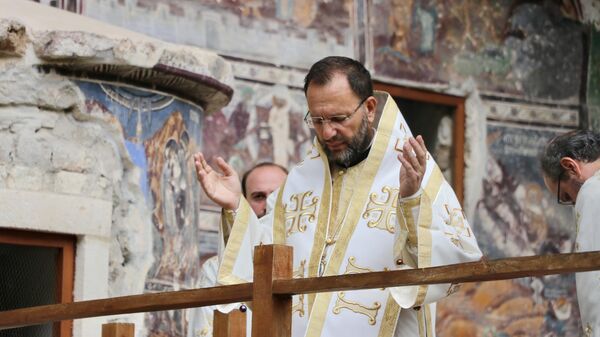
xmin=579 ymin=170 xmax=600 ymax=203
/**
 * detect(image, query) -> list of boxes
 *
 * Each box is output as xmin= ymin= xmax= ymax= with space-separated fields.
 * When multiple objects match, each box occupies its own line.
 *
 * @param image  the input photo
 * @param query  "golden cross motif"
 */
xmin=394 ymin=137 xmax=409 ymax=153
xmin=344 ymin=257 xmax=389 ymax=290
xmin=292 ymin=294 xmax=305 ymax=318
xmin=333 ymin=292 xmax=381 ymax=325
xmin=284 ymin=191 xmax=319 ymax=237
xmin=344 ymin=257 xmax=373 ymax=275
xmin=292 ymin=259 xmax=307 ymax=317
xmin=294 ymin=259 xmax=306 ymax=279
xmin=395 ymin=137 xmax=431 ymax=160
xmin=362 ymin=186 xmax=398 ymax=233
xmin=443 ymin=204 xmax=471 ymax=249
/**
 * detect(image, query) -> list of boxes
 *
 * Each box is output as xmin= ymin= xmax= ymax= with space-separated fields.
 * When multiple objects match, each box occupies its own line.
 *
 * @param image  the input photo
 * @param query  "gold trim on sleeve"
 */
xmin=218 ymin=197 xmax=252 ymax=285
xmin=414 ymin=166 xmax=444 ymax=305
xmin=292 ymin=259 xmax=307 ymax=318
xmin=273 ymin=180 xmax=287 ymax=244
xmin=377 ymin=295 xmax=401 ymax=337
xmin=307 ymin=141 xmax=332 ymax=314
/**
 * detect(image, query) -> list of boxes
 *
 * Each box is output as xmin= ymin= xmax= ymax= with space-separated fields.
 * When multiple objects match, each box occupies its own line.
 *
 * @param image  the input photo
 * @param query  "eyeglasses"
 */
xmin=304 ymin=96 xmax=368 ymax=129
xmin=557 ymin=172 xmax=575 ymax=205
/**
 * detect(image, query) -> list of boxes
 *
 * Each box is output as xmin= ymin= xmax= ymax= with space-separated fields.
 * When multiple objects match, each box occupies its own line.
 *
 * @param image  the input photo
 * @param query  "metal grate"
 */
xmin=0 ymin=243 xmax=58 ymax=337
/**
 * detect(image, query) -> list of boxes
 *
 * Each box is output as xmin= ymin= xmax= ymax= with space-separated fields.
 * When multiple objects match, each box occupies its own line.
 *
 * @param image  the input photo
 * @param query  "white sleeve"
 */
xmin=574 ymin=174 xmax=600 ymax=335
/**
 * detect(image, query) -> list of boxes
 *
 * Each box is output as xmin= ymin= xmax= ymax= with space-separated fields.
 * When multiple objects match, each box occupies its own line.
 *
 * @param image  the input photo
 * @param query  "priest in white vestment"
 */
xmin=194 ymin=56 xmax=483 ymax=337
xmin=541 ymin=130 xmax=600 ymax=337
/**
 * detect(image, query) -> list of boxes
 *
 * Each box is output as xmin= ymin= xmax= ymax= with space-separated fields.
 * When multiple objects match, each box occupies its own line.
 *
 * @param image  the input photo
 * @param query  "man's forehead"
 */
xmin=247 ymin=165 xmax=287 ymax=186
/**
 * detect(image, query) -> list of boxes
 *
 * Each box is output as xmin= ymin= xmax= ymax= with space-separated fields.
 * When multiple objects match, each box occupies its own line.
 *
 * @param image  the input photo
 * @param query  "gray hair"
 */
xmin=540 ymin=129 xmax=600 ymax=181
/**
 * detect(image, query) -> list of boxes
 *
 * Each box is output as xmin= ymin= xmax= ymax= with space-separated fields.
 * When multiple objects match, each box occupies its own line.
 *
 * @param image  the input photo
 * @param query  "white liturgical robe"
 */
xmin=218 ymin=92 xmax=483 ymax=337
xmin=574 ymin=169 xmax=600 ymax=337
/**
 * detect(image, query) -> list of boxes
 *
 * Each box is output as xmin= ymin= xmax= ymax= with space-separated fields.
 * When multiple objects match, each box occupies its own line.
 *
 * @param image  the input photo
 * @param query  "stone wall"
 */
xmin=0 ymin=2 xmax=233 ymax=336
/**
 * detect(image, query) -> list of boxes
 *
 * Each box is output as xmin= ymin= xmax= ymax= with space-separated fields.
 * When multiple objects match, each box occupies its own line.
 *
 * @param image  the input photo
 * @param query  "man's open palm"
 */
xmin=194 ymin=153 xmax=241 ymax=210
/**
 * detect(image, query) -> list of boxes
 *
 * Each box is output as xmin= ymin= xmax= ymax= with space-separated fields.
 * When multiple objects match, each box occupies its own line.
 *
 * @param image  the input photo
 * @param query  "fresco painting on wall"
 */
xmin=76 ymin=78 xmax=310 ymax=336
xmin=437 ymin=122 xmax=580 ymax=336
xmin=33 ymin=0 xmax=83 ymax=13
xmin=74 ymin=0 xmax=354 ymax=68
xmin=373 ymin=0 xmax=584 ymax=101
xmin=200 ymin=80 xmax=311 ymax=207
xmin=77 ymin=81 xmax=212 ymax=337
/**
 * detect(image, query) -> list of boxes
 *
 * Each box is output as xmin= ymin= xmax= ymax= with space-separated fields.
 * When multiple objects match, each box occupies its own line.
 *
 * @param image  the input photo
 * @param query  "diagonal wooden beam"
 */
xmin=0 ymin=283 xmax=253 ymax=330
xmin=2 ymin=250 xmax=600 ymax=331
xmin=272 ymin=251 xmax=600 ymax=295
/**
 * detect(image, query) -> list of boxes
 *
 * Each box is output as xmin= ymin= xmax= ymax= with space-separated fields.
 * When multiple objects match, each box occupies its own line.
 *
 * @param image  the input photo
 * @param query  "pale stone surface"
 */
xmin=0 ymin=19 xmax=27 ymax=57
xmin=461 ymin=81 xmax=487 ymax=221
xmin=73 ymin=235 xmax=110 ymax=337
xmin=54 ymin=170 xmax=89 ymax=196
xmin=0 ymin=132 xmax=14 ymax=164
xmin=0 ymin=0 xmax=235 ymax=114
xmin=0 ymin=189 xmax=112 ymax=237
xmin=0 ymin=66 xmax=83 ymax=111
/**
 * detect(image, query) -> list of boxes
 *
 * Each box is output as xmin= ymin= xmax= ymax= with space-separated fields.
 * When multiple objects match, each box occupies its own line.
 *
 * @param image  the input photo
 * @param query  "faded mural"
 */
xmin=437 ymin=122 xmax=579 ymax=337
xmin=373 ymin=0 xmax=585 ymax=102
xmin=200 ymin=80 xmax=311 ymax=206
xmin=66 ymin=0 xmax=355 ymax=68
xmin=77 ymin=81 xmax=206 ymax=337
xmin=77 ymin=79 xmax=310 ymax=336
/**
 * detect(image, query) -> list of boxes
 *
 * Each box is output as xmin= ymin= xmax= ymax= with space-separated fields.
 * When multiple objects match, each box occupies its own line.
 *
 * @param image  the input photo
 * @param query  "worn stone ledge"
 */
xmin=0 ymin=19 xmax=27 ymax=57
xmin=0 ymin=0 xmax=234 ymax=114
xmin=0 ymin=188 xmax=112 ymax=237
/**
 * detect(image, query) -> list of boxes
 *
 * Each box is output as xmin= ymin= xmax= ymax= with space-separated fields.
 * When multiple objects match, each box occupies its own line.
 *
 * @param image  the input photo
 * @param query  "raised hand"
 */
xmin=194 ymin=152 xmax=241 ymax=210
xmin=397 ymin=135 xmax=428 ymax=198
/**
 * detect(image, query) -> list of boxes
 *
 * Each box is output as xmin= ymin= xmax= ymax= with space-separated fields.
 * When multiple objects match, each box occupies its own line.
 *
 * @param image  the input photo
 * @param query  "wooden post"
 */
xmin=252 ymin=245 xmax=292 ymax=337
xmin=102 ymin=323 xmax=134 ymax=337
xmin=213 ymin=309 xmax=247 ymax=337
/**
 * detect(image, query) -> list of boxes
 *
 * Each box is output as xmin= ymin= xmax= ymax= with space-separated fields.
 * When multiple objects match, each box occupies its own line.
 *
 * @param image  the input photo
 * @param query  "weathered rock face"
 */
xmin=0 ymin=19 xmax=27 ymax=57
xmin=0 ymin=2 xmax=233 ymax=336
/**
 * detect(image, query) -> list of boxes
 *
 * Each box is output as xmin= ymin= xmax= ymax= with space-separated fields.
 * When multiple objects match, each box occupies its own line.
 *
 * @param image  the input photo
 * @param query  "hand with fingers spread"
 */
xmin=194 ymin=152 xmax=242 ymax=210
xmin=397 ymin=135 xmax=428 ymax=198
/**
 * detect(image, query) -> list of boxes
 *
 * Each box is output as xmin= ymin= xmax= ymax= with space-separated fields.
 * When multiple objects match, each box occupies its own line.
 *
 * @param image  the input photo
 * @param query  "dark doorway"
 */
xmin=0 ymin=230 xmax=75 ymax=337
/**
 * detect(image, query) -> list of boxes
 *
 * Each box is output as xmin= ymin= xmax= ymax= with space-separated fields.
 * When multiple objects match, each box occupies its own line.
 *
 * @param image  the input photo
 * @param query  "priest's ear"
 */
xmin=365 ymin=95 xmax=377 ymax=124
xmin=559 ymin=157 xmax=582 ymax=179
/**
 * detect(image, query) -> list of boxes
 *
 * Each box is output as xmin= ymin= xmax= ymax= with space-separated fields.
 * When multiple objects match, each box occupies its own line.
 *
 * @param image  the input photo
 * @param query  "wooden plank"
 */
xmin=102 ymin=323 xmax=134 ymax=337
xmin=3 ymin=249 xmax=600 ymax=332
xmin=214 ymin=309 xmax=247 ymax=337
xmin=251 ymin=245 xmax=292 ymax=337
xmin=0 ymin=228 xmax=76 ymax=337
xmin=56 ymin=234 xmax=75 ymax=337
xmin=272 ymin=251 xmax=600 ymax=295
xmin=0 ymin=228 xmax=76 ymax=248
xmin=0 ymin=283 xmax=253 ymax=330
xmin=373 ymin=81 xmax=464 ymax=106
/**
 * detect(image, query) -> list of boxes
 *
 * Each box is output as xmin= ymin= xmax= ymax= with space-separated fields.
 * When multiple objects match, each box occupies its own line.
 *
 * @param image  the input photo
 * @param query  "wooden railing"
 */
xmin=2 ymin=245 xmax=600 ymax=337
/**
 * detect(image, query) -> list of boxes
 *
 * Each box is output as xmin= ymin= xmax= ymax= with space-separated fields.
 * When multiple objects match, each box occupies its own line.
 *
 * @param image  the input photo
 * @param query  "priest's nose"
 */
xmin=321 ymin=122 xmax=337 ymax=140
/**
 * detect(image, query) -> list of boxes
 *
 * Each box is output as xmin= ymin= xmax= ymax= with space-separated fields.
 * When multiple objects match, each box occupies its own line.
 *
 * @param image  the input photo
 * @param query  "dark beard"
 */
xmin=320 ymin=114 xmax=373 ymax=168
